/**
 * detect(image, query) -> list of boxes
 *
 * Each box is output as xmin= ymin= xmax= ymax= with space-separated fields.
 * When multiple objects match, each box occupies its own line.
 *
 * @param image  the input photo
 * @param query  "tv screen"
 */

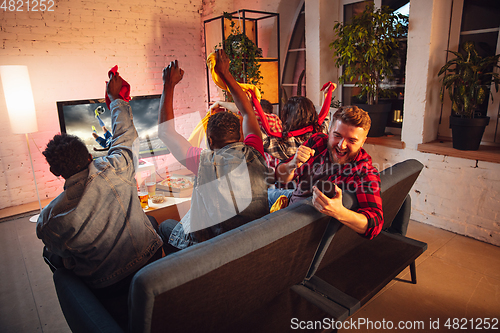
xmin=57 ymin=95 xmax=170 ymax=159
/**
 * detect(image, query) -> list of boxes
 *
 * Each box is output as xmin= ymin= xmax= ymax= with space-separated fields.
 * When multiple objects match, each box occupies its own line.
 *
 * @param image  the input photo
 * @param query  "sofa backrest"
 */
xmin=129 ymin=199 xmax=332 ymax=333
xmin=379 ymin=159 xmax=423 ymax=229
xmin=306 ymin=158 xmax=424 ymax=277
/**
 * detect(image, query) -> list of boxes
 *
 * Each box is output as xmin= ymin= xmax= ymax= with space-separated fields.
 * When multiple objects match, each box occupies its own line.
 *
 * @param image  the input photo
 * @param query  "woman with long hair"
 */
xmin=263 ymin=96 xmax=329 ymax=167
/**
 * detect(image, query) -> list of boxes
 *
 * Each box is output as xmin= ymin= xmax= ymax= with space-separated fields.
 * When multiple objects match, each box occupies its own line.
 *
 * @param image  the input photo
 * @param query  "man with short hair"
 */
xmin=274 ymin=105 xmax=384 ymax=239
xmin=157 ymin=49 xmax=270 ymax=251
xmin=37 ymin=72 xmax=163 ymax=291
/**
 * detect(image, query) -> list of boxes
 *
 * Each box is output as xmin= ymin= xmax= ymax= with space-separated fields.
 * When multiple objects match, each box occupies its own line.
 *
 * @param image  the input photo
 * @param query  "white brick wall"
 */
xmin=1 ymin=0 xmax=286 ymax=210
xmin=0 ymin=0 xmax=207 ymax=209
xmin=365 ymin=144 xmax=500 ymax=247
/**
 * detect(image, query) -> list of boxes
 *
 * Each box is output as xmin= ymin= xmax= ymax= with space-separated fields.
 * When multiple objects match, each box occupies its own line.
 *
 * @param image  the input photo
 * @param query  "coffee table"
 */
xmin=144 ymin=195 xmax=191 ymax=223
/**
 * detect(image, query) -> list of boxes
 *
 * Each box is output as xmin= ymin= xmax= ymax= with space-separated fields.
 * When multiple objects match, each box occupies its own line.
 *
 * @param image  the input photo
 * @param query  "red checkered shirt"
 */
xmin=280 ymin=133 xmax=384 ymax=239
xmin=255 ymin=112 xmax=282 ymax=134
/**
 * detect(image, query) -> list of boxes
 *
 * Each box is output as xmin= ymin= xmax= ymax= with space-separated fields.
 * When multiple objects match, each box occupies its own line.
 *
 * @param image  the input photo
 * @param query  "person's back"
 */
xmin=173 ymin=115 xmax=270 ymax=247
xmin=263 ymin=96 xmax=329 ymax=164
xmin=37 ymin=72 xmax=162 ymax=289
xmin=157 ymin=51 xmax=271 ymax=251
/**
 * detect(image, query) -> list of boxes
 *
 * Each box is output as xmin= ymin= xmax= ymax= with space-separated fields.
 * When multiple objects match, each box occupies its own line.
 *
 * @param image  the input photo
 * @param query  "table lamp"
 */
xmin=0 ymin=65 xmax=42 ymax=222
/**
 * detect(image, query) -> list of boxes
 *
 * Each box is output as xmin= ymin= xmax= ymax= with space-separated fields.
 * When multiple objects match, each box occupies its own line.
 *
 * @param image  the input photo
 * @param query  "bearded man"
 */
xmin=272 ymin=106 xmax=384 ymax=239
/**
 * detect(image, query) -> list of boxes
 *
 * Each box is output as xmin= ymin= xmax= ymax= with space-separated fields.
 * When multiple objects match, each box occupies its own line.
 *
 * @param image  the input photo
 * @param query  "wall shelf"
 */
xmin=418 ymin=138 xmax=500 ymax=164
xmin=204 ymin=10 xmax=280 ymax=105
xmin=365 ymin=134 xmax=405 ymax=149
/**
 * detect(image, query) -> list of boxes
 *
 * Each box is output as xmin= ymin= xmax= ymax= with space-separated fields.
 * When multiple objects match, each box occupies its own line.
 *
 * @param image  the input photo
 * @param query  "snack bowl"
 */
xmin=151 ymin=194 xmax=166 ymax=204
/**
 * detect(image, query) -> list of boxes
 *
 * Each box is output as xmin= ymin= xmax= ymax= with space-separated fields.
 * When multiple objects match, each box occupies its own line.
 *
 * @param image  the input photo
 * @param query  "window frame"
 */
xmin=438 ymin=0 xmax=500 ymax=144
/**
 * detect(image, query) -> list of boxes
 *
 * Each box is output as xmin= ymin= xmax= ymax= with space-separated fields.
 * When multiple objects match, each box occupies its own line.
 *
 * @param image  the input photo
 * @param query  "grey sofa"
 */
xmin=53 ymin=159 xmax=426 ymax=333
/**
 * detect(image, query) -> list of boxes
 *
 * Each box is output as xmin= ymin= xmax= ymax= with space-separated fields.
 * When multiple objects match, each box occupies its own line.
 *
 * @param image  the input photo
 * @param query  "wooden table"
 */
xmin=144 ymin=194 xmax=191 ymax=223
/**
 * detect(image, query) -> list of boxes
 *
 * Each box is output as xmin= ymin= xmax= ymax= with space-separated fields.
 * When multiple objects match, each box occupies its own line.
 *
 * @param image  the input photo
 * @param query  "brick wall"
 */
xmin=0 ymin=0 xmax=209 ymax=209
xmin=365 ymin=144 xmax=500 ymax=247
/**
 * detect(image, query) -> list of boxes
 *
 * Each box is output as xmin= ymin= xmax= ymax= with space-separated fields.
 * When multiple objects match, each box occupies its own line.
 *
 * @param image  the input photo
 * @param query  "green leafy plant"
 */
xmin=330 ymin=95 xmax=342 ymax=108
xmin=438 ymin=41 xmax=500 ymax=118
xmin=220 ymin=12 xmax=263 ymax=93
xmin=330 ymin=3 xmax=408 ymax=105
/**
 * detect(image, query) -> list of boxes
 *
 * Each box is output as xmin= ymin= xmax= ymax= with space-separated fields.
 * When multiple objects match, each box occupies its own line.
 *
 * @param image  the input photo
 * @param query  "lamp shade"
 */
xmin=0 ymin=65 xmax=38 ymax=134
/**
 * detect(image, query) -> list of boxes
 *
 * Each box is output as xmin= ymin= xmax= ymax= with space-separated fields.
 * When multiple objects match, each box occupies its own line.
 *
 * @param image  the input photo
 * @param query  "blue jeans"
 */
xmin=267 ymin=188 xmax=294 ymax=210
xmin=158 ymin=219 xmax=182 ymax=255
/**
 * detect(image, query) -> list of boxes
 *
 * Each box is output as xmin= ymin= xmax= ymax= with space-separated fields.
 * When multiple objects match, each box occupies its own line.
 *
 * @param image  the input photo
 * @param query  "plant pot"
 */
xmin=449 ymin=115 xmax=490 ymax=151
xmin=355 ymin=103 xmax=392 ymax=137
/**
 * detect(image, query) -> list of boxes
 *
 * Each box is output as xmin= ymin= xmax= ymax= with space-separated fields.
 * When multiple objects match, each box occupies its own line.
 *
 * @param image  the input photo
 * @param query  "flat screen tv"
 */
xmin=57 ymin=95 xmax=170 ymax=159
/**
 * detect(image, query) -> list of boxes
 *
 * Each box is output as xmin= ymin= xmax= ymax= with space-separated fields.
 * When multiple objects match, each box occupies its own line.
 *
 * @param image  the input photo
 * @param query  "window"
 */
xmin=439 ymin=0 xmax=500 ymax=143
xmin=281 ymin=2 xmax=306 ymax=116
xmin=339 ymin=0 xmax=408 ymax=134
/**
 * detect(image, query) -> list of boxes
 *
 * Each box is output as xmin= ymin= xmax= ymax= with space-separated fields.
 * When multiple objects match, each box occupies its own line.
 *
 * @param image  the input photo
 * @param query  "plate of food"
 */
xmin=156 ymin=174 xmax=194 ymax=197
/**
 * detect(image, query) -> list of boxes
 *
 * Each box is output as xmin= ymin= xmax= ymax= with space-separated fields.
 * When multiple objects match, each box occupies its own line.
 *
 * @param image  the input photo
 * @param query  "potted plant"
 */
xmin=438 ymin=41 xmax=500 ymax=150
xmin=220 ymin=12 xmax=263 ymax=101
xmin=330 ymin=3 xmax=408 ymax=136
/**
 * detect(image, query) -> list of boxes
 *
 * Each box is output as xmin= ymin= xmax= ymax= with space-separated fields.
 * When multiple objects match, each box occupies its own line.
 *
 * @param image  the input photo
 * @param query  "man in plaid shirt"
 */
xmin=273 ymin=106 xmax=383 ymax=239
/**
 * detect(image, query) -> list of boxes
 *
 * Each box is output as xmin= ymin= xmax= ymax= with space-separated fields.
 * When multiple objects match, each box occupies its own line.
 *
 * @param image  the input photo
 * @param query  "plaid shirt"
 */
xmin=263 ymin=133 xmax=307 ymax=163
xmin=255 ymin=112 xmax=282 ymax=133
xmin=280 ymin=133 xmax=383 ymax=239
xmin=262 ymin=117 xmax=329 ymax=162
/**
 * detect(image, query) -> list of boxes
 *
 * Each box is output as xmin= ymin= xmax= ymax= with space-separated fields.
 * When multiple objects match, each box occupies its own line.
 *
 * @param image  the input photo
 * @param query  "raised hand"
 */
xmin=292 ymin=144 xmax=315 ymax=168
xmin=107 ymin=73 xmax=123 ymax=101
xmin=213 ymin=49 xmax=231 ymax=78
xmin=163 ymin=60 xmax=184 ymax=88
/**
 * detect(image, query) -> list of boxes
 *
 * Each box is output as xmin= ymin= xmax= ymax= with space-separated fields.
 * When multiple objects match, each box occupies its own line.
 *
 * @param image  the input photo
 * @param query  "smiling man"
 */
xmin=274 ymin=106 xmax=384 ymax=239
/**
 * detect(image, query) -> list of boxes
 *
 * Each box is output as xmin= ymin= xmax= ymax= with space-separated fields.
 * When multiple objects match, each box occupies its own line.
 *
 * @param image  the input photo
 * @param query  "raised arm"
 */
xmin=213 ymin=49 xmax=261 ymax=139
xmin=157 ymin=60 xmax=192 ymax=167
xmin=107 ymin=72 xmax=123 ymax=103
xmin=105 ymin=72 xmax=138 ymax=167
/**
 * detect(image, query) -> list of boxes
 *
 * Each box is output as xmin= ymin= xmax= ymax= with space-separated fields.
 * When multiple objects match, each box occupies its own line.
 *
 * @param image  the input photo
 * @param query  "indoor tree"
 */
xmin=330 ymin=3 xmax=408 ymax=105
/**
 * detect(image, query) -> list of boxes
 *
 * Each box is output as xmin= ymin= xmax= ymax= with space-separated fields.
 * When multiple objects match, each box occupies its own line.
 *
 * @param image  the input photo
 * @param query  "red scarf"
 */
xmin=105 ymin=65 xmax=131 ymax=109
xmin=250 ymin=82 xmax=336 ymax=138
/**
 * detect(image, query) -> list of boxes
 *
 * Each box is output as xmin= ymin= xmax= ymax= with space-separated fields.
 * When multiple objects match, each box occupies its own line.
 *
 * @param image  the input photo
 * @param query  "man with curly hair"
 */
xmin=37 ymin=72 xmax=163 ymax=299
xmin=157 ymin=49 xmax=271 ymax=252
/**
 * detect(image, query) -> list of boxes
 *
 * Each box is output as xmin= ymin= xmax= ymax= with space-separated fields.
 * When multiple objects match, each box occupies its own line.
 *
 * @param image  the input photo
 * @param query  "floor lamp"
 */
xmin=0 ymin=65 xmax=42 ymax=222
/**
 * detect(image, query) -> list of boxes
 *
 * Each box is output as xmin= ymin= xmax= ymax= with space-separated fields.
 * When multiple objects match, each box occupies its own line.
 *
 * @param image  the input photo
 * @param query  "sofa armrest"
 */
xmin=53 ymin=268 xmax=125 ymax=333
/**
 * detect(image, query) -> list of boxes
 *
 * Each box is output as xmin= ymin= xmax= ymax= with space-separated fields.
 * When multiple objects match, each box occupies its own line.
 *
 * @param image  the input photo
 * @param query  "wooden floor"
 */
xmin=0 ymin=198 xmax=54 ymax=220
xmin=1 ymin=211 xmax=499 ymax=332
